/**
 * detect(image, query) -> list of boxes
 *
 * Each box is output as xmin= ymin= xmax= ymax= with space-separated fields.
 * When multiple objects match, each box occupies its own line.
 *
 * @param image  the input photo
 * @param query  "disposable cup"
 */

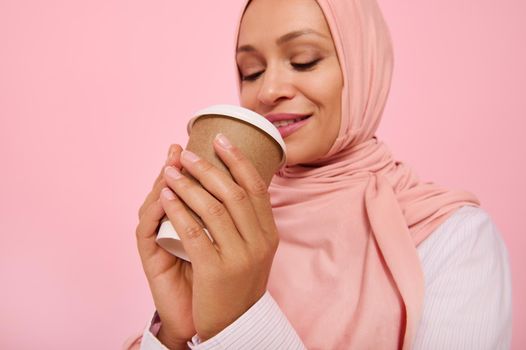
xmin=156 ymin=105 xmax=286 ymax=262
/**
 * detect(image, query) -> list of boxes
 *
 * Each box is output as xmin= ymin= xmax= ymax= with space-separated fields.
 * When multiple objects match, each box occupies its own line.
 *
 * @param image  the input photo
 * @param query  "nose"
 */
xmin=256 ymin=64 xmax=296 ymax=106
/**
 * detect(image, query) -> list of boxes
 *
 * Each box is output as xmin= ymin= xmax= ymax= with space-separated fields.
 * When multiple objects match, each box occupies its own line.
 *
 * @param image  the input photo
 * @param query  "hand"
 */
xmin=160 ymin=133 xmax=279 ymax=341
xmin=136 ymin=144 xmax=196 ymax=349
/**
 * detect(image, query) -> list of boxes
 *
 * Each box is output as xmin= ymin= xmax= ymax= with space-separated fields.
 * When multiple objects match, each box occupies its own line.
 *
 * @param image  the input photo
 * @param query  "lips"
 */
xmin=271 ymin=116 xmax=310 ymax=128
xmin=264 ymin=113 xmax=311 ymax=122
xmin=264 ymin=113 xmax=312 ymax=138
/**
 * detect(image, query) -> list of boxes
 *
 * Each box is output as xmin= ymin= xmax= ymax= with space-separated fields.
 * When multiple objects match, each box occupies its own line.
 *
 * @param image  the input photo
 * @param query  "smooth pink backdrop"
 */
xmin=1 ymin=0 xmax=524 ymax=348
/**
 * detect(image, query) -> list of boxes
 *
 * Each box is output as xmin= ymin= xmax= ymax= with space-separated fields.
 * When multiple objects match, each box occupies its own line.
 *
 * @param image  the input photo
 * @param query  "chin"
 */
xmin=283 ymin=155 xmax=299 ymax=167
xmin=284 ymin=153 xmax=315 ymax=167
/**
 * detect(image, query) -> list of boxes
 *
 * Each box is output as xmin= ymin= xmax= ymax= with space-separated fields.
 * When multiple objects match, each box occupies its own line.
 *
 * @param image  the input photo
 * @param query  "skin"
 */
xmin=237 ymin=0 xmax=343 ymax=165
xmin=134 ymin=0 xmax=343 ymax=348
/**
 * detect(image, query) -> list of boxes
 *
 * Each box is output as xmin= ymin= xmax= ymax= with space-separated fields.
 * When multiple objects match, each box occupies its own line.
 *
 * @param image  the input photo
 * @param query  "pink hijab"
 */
xmin=235 ymin=0 xmax=480 ymax=349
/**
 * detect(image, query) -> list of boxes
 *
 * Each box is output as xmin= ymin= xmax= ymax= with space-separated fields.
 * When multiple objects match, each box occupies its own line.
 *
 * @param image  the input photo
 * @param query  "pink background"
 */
xmin=1 ymin=0 xmax=524 ymax=348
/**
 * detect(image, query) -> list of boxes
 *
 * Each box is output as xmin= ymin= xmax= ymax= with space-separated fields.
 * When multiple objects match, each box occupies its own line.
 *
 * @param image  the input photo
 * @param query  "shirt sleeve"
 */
xmin=187 ymin=291 xmax=306 ymax=350
xmin=130 ymin=290 xmax=306 ymax=350
xmin=413 ymin=206 xmax=512 ymax=350
xmin=121 ymin=312 xmax=169 ymax=350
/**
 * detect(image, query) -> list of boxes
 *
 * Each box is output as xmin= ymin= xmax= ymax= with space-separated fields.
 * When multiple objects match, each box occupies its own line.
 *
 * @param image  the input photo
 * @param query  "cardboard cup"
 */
xmin=156 ymin=105 xmax=286 ymax=262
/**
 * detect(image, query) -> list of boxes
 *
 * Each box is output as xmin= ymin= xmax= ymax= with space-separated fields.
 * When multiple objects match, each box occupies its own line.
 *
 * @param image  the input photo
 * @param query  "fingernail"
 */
xmin=215 ymin=133 xmax=232 ymax=149
xmin=164 ymin=166 xmax=183 ymax=180
xmin=161 ymin=187 xmax=176 ymax=200
xmin=181 ymin=150 xmax=200 ymax=163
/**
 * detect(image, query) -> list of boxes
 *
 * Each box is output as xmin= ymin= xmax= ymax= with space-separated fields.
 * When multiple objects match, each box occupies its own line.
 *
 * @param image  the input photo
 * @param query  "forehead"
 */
xmin=238 ymin=0 xmax=332 ymax=44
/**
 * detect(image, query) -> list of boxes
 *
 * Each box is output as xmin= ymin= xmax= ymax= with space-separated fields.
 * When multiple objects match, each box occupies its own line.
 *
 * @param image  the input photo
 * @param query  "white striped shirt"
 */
xmin=130 ymin=206 xmax=512 ymax=350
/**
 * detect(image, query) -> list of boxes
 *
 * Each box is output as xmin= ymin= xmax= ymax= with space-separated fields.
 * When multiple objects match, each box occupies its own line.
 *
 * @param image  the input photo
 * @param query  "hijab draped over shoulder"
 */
xmin=234 ymin=1 xmax=480 ymax=349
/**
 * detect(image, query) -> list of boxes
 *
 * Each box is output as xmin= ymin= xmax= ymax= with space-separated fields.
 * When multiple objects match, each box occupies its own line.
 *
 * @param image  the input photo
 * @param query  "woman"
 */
xmin=125 ymin=0 xmax=512 ymax=349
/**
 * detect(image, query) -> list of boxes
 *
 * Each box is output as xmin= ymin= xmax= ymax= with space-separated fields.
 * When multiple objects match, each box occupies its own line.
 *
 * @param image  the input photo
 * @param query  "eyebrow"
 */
xmin=236 ymin=29 xmax=329 ymax=53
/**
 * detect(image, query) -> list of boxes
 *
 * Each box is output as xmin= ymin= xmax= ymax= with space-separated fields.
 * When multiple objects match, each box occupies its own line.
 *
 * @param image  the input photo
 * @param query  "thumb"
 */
xmin=136 ymin=199 xmax=168 ymax=259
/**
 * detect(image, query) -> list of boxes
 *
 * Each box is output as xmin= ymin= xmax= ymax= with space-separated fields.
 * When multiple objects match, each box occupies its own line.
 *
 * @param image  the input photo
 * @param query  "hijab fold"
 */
xmin=235 ymin=1 xmax=480 ymax=348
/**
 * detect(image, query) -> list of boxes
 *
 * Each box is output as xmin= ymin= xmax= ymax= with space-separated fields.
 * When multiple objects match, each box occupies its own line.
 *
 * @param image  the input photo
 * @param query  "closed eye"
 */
xmin=240 ymin=59 xmax=322 ymax=82
xmin=291 ymin=59 xmax=321 ymax=71
xmin=241 ymin=71 xmax=264 ymax=81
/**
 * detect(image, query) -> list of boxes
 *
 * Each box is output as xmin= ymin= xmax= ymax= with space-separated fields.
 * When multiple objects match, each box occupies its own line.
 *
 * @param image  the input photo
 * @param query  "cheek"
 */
xmin=323 ymin=66 xmax=343 ymax=120
xmin=327 ymin=84 xmax=343 ymax=138
xmin=303 ymin=65 xmax=342 ymax=107
xmin=239 ymin=85 xmax=258 ymax=109
xmin=312 ymin=65 xmax=342 ymax=139
xmin=325 ymin=66 xmax=343 ymax=107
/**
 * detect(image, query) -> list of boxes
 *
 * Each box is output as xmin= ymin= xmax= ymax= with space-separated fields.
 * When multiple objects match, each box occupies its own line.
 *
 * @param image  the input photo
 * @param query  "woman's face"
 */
xmin=237 ymin=0 xmax=343 ymax=166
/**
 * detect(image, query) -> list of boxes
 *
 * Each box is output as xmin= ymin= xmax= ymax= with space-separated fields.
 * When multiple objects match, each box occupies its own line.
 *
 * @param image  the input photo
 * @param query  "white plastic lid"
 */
xmin=187 ymin=104 xmax=287 ymax=167
xmin=156 ymin=221 xmax=213 ymax=263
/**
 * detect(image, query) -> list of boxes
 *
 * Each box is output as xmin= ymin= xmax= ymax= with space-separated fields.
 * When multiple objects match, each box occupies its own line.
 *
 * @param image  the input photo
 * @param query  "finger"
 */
xmin=159 ymin=186 xmax=219 ymax=266
xmin=211 ymin=133 xmax=277 ymax=240
xmin=135 ymin=198 xmax=174 ymax=262
xmin=165 ymin=144 xmax=184 ymax=168
xmin=178 ymin=149 xmax=264 ymax=247
xmin=163 ymin=166 xmax=245 ymax=255
xmin=139 ymin=144 xmax=183 ymax=219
